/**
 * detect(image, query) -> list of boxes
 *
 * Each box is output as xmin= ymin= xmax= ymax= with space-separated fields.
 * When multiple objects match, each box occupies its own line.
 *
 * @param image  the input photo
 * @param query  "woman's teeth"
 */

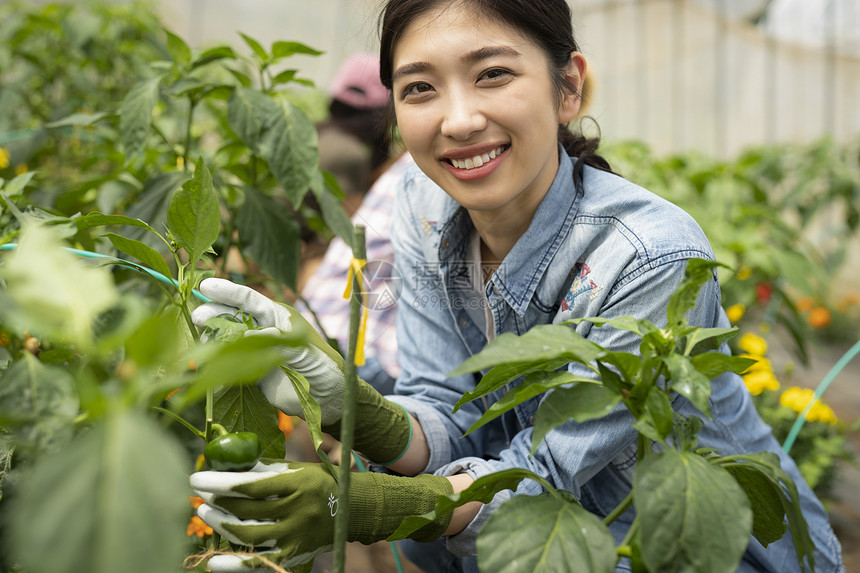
xmin=449 ymin=146 xmax=506 ymax=170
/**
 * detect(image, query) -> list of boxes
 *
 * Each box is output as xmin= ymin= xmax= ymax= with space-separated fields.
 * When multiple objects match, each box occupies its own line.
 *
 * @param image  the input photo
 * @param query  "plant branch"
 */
xmin=151 ymin=406 xmax=205 ymax=439
xmin=603 ymin=490 xmax=634 ymax=526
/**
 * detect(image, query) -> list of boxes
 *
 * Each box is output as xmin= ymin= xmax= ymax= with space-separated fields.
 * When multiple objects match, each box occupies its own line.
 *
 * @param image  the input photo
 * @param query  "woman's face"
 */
xmin=391 ymin=3 xmax=584 ymax=223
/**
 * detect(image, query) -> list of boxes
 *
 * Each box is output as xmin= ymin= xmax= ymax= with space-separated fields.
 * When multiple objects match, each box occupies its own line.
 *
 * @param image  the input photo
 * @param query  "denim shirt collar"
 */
xmin=436 ymin=145 xmax=580 ymax=316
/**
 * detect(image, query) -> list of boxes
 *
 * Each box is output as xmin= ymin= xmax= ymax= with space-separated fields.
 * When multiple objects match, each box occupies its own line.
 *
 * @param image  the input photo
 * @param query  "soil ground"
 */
xmin=292 ymin=334 xmax=860 ymax=573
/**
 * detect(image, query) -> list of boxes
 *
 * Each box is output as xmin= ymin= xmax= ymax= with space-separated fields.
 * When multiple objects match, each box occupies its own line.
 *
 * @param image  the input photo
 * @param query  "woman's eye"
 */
xmin=402 ymin=82 xmax=433 ymax=99
xmin=478 ymin=68 xmax=512 ymax=83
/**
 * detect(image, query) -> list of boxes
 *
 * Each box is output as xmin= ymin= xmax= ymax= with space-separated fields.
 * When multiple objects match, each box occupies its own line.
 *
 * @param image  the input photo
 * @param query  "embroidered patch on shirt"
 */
xmin=419 ymin=216 xmax=437 ymax=236
xmin=560 ymin=262 xmax=603 ymax=311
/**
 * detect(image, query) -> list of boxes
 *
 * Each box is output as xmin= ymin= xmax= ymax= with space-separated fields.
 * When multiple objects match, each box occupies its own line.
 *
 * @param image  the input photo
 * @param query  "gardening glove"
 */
xmin=191 ymin=278 xmax=412 ymax=465
xmin=190 ymin=459 xmax=454 ymax=572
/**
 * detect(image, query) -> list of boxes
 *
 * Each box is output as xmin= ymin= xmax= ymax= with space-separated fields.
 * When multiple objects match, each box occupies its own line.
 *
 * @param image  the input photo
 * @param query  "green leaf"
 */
xmin=454 ymin=360 xmax=571 ymax=411
xmin=683 ymin=326 xmax=738 ymax=355
xmin=477 ymin=491 xmax=617 ymax=573
xmin=690 ymin=352 xmax=756 ymax=379
xmin=102 ymin=232 xmax=172 ymax=280
xmin=214 ymin=384 xmax=286 ymax=460
xmin=450 ymin=325 xmax=604 ymax=406
xmin=666 ymin=259 xmax=722 ymax=328
xmin=261 ymin=97 xmax=319 ymax=207
xmin=73 ymin=212 xmax=159 ymax=234
xmin=166 ymin=158 xmax=220 ymax=266
xmin=663 ymin=354 xmax=712 ymax=418
xmin=239 ymin=32 xmax=268 ymax=60
xmin=464 ymin=371 xmax=596 ymax=436
xmin=565 ymin=315 xmax=659 ymax=337
xmin=44 ymin=112 xmax=111 ymax=128
xmin=281 ymin=367 xmax=336 ymax=478
xmin=165 ymin=28 xmax=191 ymax=66
xmin=634 ymin=450 xmax=752 ymax=573
xmin=531 ymin=384 xmax=622 ymax=454
xmin=0 ymin=223 xmax=118 ymax=348
xmin=124 ymin=311 xmax=183 ymax=369
xmin=227 ymin=88 xmax=319 ymax=206
xmin=8 ymin=410 xmax=189 ymax=573
xmin=119 ymin=76 xmax=161 ymax=159
xmin=710 ymin=451 xmax=814 ymax=570
xmin=388 ymin=468 xmax=545 ymax=541
xmin=1 ymin=171 xmax=37 ymax=197
xmin=672 ymin=412 xmax=703 ymax=451
xmin=632 ymin=386 xmax=674 ymax=443
xmin=312 ymin=172 xmax=354 ymax=248
xmin=271 ymin=40 xmax=323 ymax=59
xmin=236 ymin=187 xmax=301 ymax=290
xmin=178 ymin=335 xmax=292 ymax=406
xmin=191 ymin=45 xmax=237 ymax=70
xmin=0 ymin=353 xmax=78 ymax=456
xmin=722 ymin=463 xmax=787 ymax=546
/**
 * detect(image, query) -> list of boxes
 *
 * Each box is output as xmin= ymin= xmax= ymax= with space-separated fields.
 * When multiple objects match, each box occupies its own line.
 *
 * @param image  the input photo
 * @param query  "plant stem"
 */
xmin=183 ymin=97 xmax=196 ymax=172
xmin=603 ymin=490 xmax=634 ymax=526
xmin=333 ymin=226 xmax=366 ymax=573
xmin=151 ymin=406 xmax=205 ymax=439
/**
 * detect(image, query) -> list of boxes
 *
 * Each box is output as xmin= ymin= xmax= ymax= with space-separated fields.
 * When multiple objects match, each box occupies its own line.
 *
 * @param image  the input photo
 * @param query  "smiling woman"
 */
xmin=186 ymin=1 xmax=847 ymax=572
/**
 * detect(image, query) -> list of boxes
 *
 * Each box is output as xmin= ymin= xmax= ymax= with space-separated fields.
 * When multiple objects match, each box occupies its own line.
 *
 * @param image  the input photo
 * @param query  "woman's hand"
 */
xmin=191 ymin=278 xmax=348 ymax=425
xmin=190 ymin=459 xmax=455 ymax=571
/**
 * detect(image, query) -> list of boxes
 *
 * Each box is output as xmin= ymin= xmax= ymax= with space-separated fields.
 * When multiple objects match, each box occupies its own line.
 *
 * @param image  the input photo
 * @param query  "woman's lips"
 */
xmin=442 ymin=145 xmax=509 ymax=180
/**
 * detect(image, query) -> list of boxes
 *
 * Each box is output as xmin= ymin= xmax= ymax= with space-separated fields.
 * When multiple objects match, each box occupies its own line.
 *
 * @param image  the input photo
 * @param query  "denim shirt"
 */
xmin=387 ymin=148 xmax=844 ymax=572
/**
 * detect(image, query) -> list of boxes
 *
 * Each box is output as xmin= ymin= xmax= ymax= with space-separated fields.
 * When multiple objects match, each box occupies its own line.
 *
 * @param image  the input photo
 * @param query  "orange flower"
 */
xmin=186 ymin=515 xmax=213 ymax=538
xmin=807 ymin=307 xmax=831 ymax=329
xmin=189 ymin=496 xmax=206 ymax=509
xmin=836 ymin=291 xmax=860 ymax=312
xmin=795 ymin=296 xmax=815 ymax=313
xmin=278 ymin=410 xmax=294 ymax=437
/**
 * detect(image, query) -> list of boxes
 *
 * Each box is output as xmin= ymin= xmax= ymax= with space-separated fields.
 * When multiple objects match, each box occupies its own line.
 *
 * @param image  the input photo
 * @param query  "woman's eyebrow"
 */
xmin=392 ymin=46 xmax=522 ymax=83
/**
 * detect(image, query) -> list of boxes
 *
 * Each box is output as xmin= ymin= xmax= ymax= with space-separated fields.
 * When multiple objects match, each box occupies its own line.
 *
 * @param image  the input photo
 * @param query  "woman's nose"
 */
xmin=440 ymin=92 xmax=487 ymax=140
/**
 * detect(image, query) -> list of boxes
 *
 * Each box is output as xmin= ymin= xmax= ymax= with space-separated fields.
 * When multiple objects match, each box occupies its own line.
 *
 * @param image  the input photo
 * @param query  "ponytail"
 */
xmin=558 ymin=118 xmax=613 ymax=194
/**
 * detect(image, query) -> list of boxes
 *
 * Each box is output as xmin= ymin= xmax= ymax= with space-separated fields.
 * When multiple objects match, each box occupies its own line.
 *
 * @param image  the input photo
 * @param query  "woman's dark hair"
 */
xmin=377 ymin=0 xmax=612 ymax=186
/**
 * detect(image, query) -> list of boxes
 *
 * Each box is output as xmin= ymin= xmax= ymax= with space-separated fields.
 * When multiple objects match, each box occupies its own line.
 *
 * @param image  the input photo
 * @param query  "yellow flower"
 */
xmin=738 ymin=332 xmax=767 ymax=356
xmin=189 ymin=495 xmax=206 ymax=509
xmin=808 ymin=402 xmax=838 ymax=425
xmin=726 ymin=303 xmax=746 ymax=323
xmin=186 ymin=515 xmax=213 ymax=538
xmin=779 ymin=387 xmax=838 ymax=425
xmin=736 ymin=266 xmax=752 ymax=281
xmin=15 ymin=164 xmax=27 ymax=175
xmin=0 ymin=147 xmax=9 ymax=169
xmin=743 ymin=370 xmax=780 ymax=395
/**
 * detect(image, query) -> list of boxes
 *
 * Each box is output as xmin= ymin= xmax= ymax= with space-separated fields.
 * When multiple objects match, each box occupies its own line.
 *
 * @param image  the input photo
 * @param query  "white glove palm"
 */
xmin=191 ymin=278 xmax=347 ymax=425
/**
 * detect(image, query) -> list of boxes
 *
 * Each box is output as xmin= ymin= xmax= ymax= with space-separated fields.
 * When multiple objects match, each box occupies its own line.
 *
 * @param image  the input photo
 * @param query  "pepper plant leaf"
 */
xmin=690 ymin=352 xmax=757 ymax=379
xmin=0 ymin=353 xmax=78 ymax=457
xmin=710 ymin=451 xmax=814 ymax=571
xmin=666 ymin=258 xmax=723 ymax=328
xmin=564 ymin=315 xmax=660 ymax=338
xmin=451 ymin=325 xmax=604 ymax=410
xmin=166 ymin=158 xmax=220 ymax=267
xmin=662 ymin=353 xmax=712 ymax=418
xmin=102 ymin=232 xmax=172 ymax=279
xmin=463 ymin=371 xmax=596 ymax=436
xmin=281 ymin=366 xmax=336 ymax=479
xmin=7 ymin=409 xmax=189 ymax=573
xmin=634 ymin=449 xmax=752 ymax=573
xmin=531 ymin=383 xmax=622 ymax=454
xmin=477 ymin=491 xmax=617 ymax=573
xmin=119 ymin=75 xmax=162 ymax=159
xmin=683 ymin=326 xmax=739 ymax=355
xmin=311 ymin=171 xmax=354 ymax=248
xmin=213 ymin=384 xmax=285 ymax=460
xmin=236 ymin=186 xmax=301 ymax=290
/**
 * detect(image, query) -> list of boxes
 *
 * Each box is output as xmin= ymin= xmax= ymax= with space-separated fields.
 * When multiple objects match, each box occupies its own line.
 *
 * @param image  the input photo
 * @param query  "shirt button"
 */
xmin=528 ymin=415 xmax=535 ymax=426
xmin=443 ymin=239 xmax=450 ymax=249
xmin=459 ymin=317 xmax=468 ymax=328
xmin=492 ymin=285 xmax=501 ymax=296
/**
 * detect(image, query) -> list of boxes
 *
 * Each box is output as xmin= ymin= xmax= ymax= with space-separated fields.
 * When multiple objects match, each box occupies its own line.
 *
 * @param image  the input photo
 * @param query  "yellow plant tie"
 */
xmin=343 ymin=258 xmax=368 ymax=365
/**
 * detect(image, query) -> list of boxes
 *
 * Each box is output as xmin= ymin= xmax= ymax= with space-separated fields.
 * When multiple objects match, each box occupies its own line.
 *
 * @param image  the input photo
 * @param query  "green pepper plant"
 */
xmin=389 ymin=259 xmax=816 ymax=573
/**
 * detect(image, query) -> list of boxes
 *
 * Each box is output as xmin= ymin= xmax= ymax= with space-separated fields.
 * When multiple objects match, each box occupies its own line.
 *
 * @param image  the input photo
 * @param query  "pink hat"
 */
xmin=328 ymin=52 xmax=390 ymax=110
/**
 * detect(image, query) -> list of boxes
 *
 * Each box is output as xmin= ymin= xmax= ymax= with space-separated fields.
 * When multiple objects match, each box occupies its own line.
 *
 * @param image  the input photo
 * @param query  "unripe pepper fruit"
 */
xmin=204 ymin=428 xmax=262 ymax=471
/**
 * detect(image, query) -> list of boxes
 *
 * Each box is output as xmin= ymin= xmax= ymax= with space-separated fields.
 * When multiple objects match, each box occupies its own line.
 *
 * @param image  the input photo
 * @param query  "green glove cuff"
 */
xmin=322 ymin=378 xmax=412 ymax=465
xmin=348 ymin=472 xmax=454 ymax=545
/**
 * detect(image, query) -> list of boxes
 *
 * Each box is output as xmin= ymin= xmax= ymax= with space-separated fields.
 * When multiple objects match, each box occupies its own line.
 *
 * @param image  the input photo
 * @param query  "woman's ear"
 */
xmin=557 ymin=52 xmax=588 ymax=124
